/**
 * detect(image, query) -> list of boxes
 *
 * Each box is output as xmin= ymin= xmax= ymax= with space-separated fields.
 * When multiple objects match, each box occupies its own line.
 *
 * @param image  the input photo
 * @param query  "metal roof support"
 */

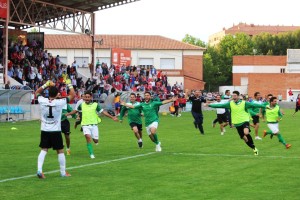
xmin=1 ymin=0 xmax=93 ymax=34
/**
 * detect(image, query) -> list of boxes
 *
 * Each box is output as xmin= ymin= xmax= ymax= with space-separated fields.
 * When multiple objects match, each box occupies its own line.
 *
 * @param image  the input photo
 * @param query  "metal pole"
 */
xmin=4 ymin=0 xmax=9 ymax=84
xmin=91 ymin=13 xmax=96 ymax=78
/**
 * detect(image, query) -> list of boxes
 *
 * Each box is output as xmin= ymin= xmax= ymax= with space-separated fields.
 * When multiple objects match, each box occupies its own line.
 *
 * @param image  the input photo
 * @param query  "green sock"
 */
xmin=87 ymin=143 xmax=94 ymax=155
xmin=277 ymin=133 xmax=286 ymax=145
xmin=153 ymin=134 xmax=159 ymax=145
xmin=266 ymin=130 xmax=273 ymax=135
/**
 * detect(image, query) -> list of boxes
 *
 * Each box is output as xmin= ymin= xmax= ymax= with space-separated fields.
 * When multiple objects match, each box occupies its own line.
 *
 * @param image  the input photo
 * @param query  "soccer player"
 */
xmin=209 ymin=90 xmax=268 ymax=155
xmin=262 ymin=94 xmax=273 ymax=122
xmin=212 ymin=95 xmax=229 ymax=135
xmin=188 ymin=90 xmax=206 ymax=134
xmin=61 ymin=101 xmax=77 ymax=155
xmin=263 ymin=97 xmax=291 ymax=149
xmin=36 ymin=79 xmax=75 ymax=179
xmin=74 ymin=94 xmax=85 ymax=130
xmin=119 ymin=93 xmax=143 ymax=148
xmin=248 ymin=92 xmax=263 ymax=140
xmin=121 ymin=91 xmax=177 ymax=152
xmin=77 ymin=90 xmax=118 ymax=159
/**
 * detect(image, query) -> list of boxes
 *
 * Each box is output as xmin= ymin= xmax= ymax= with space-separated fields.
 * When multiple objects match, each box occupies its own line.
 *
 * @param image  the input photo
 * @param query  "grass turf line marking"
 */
xmin=0 ymin=152 xmax=155 ymax=183
xmin=172 ymin=152 xmax=300 ymax=159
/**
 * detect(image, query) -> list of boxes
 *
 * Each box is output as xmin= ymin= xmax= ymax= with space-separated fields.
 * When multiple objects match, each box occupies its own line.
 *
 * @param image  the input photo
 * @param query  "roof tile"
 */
xmin=44 ymin=34 xmax=205 ymax=50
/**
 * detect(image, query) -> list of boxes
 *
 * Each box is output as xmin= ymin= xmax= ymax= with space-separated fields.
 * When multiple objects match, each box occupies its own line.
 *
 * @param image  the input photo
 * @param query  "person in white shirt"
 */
xmin=212 ymin=95 xmax=229 ymax=135
xmin=35 ymin=79 xmax=75 ymax=179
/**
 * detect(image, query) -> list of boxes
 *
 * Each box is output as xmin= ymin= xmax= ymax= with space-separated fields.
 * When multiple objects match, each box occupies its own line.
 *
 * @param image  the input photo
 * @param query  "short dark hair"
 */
xmin=270 ymin=97 xmax=277 ymax=103
xmin=225 ymin=90 xmax=230 ymax=94
xmin=233 ymin=91 xmax=240 ymax=96
xmin=254 ymin=92 xmax=260 ymax=97
xmin=84 ymin=90 xmax=92 ymax=96
xmin=145 ymin=91 xmax=151 ymax=96
xmin=130 ymin=93 xmax=136 ymax=97
xmin=48 ymin=86 xmax=59 ymax=98
xmin=267 ymin=94 xmax=273 ymax=97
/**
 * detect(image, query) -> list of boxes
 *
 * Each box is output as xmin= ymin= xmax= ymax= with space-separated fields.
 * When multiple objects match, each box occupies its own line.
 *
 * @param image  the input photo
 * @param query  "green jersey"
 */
xmin=119 ymin=102 xmax=142 ymax=125
xmin=61 ymin=104 xmax=75 ymax=121
xmin=134 ymin=101 xmax=163 ymax=126
xmin=209 ymin=100 xmax=266 ymax=127
xmin=78 ymin=102 xmax=102 ymax=125
xmin=248 ymin=100 xmax=262 ymax=116
xmin=266 ymin=105 xmax=282 ymax=123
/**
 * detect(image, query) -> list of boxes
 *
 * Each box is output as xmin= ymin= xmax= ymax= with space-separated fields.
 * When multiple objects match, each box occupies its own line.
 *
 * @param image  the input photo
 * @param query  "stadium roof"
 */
xmin=44 ymin=34 xmax=206 ymax=50
xmin=38 ymin=0 xmax=139 ymax=13
xmin=1 ymin=0 xmax=139 ymax=33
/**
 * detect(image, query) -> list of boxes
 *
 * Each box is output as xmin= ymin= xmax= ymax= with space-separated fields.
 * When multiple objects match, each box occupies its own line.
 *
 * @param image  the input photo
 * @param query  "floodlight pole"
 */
xmin=4 ymin=0 xmax=9 ymax=85
xmin=91 ymin=13 xmax=96 ymax=78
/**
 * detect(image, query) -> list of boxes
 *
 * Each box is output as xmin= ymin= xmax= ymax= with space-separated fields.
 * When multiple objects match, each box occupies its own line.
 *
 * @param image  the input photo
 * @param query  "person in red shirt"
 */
xmin=157 ymin=70 xmax=162 ymax=81
xmin=171 ymin=94 xmax=180 ymax=117
xmin=288 ymin=88 xmax=293 ymax=102
xmin=136 ymin=93 xmax=142 ymax=102
xmin=292 ymin=94 xmax=300 ymax=116
xmin=179 ymin=95 xmax=187 ymax=112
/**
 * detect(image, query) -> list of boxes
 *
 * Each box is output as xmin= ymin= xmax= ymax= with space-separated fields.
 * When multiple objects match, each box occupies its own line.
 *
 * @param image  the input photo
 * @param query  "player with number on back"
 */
xmin=35 ymin=79 xmax=75 ymax=179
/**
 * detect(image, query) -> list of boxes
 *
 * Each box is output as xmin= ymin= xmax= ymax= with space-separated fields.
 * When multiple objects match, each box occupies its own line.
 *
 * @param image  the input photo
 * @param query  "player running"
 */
xmin=248 ymin=92 xmax=263 ymax=140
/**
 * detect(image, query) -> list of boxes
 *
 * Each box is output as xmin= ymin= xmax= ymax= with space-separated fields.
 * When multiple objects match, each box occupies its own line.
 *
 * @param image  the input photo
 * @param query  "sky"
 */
xmin=39 ymin=0 xmax=300 ymax=42
xmin=91 ymin=0 xmax=300 ymax=42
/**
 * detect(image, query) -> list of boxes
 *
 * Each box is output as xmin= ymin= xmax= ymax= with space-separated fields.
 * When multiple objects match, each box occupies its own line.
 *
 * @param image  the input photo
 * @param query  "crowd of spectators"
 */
xmin=3 ymin=37 xmax=187 ymax=104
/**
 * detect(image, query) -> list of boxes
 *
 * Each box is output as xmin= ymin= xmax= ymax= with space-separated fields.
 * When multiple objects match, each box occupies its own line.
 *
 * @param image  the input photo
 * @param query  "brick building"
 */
xmin=44 ymin=34 xmax=205 ymax=91
xmin=233 ymin=50 xmax=300 ymax=100
xmin=209 ymin=23 xmax=300 ymax=46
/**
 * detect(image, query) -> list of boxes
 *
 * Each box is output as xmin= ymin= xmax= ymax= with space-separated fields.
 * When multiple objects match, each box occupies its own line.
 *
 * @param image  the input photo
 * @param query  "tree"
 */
xmin=182 ymin=34 xmax=206 ymax=48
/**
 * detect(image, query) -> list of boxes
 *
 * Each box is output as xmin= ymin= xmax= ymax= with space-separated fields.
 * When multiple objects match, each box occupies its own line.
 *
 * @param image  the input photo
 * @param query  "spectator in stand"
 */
xmin=114 ymin=92 xmax=121 ymax=116
xmin=150 ymin=66 xmax=156 ymax=77
xmin=85 ymin=78 xmax=92 ymax=90
xmin=55 ymin=55 xmax=61 ymax=68
xmin=136 ymin=93 xmax=142 ymax=102
xmin=96 ymin=65 xmax=102 ymax=75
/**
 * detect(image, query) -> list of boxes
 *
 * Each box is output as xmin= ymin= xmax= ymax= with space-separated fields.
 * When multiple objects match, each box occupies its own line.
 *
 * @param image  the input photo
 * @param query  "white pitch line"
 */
xmin=0 ymin=152 xmax=155 ymax=183
xmin=172 ymin=152 xmax=300 ymax=159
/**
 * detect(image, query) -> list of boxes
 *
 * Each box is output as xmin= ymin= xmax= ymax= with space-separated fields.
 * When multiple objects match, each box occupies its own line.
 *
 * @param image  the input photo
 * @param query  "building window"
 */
xmin=160 ymin=58 xmax=175 ymax=69
xmin=280 ymin=68 xmax=285 ymax=73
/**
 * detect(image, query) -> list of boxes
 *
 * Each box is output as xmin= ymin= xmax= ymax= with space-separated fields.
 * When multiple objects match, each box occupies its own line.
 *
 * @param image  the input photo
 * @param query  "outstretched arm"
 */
xmin=162 ymin=96 xmax=178 ymax=105
xmin=209 ymin=101 xmax=231 ymax=109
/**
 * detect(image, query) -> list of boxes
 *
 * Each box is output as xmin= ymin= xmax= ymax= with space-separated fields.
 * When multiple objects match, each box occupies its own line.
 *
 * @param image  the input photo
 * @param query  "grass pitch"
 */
xmin=0 ymin=110 xmax=300 ymax=200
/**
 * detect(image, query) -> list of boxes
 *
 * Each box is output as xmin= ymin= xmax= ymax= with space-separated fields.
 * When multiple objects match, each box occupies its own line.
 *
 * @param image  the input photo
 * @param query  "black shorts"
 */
xmin=39 ymin=131 xmax=64 ymax=150
xmin=252 ymin=115 xmax=259 ymax=125
xmin=235 ymin=122 xmax=251 ymax=139
xmin=129 ymin=122 xmax=142 ymax=131
xmin=217 ymin=113 xmax=228 ymax=124
xmin=179 ymin=103 xmax=186 ymax=108
xmin=61 ymin=119 xmax=70 ymax=135
xmin=295 ymin=106 xmax=300 ymax=112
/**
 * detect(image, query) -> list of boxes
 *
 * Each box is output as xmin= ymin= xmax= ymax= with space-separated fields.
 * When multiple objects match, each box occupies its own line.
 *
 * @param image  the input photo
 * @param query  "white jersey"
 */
xmin=38 ymin=96 xmax=67 ymax=131
xmin=75 ymin=99 xmax=84 ymax=112
xmin=216 ymin=100 xmax=226 ymax=114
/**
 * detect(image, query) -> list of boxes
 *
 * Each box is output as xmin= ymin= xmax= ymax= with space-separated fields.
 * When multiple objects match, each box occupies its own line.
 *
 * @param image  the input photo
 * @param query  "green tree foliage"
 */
xmin=183 ymin=29 xmax=300 ymax=91
xmin=182 ymin=34 xmax=206 ymax=48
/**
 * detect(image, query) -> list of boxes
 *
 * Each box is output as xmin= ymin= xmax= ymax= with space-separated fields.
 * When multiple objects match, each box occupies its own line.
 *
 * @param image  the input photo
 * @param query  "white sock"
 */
xmin=37 ymin=150 xmax=47 ymax=172
xmin=138 ymin=138 xmax=142 ymax=142
xmin=58 ymin=153 xmax=66 ymax=176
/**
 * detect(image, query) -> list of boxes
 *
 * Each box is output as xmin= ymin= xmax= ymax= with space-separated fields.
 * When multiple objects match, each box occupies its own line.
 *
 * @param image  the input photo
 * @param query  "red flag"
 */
xmin=0 ymin=0 xmax=7 ymax=19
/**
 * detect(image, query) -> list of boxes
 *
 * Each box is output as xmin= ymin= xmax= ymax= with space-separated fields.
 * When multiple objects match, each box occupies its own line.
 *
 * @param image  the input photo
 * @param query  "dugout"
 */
xmin=0 ymin=90 xmax=32 ymax=122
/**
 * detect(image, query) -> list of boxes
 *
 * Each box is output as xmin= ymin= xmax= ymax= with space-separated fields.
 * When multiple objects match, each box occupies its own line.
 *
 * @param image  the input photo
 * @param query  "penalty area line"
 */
xmin=171 ymin=152 xmax=300 ymax=159
xmin=0 ymin=152 xmax=155 ymax=183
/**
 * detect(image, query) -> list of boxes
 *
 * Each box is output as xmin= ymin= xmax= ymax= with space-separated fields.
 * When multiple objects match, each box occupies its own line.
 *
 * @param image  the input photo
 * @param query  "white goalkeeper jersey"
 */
xmin=38 ymin=96 xmax=67 ymax=131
